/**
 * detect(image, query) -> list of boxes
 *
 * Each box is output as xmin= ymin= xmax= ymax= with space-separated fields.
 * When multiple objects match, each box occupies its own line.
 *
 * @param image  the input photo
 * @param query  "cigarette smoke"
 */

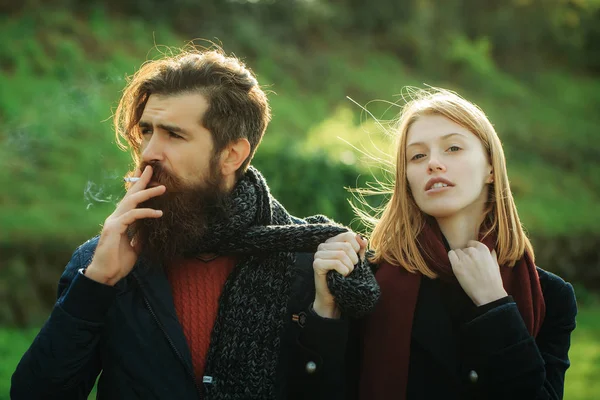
xmin=84 ymin=181 xmax=115 ymax=210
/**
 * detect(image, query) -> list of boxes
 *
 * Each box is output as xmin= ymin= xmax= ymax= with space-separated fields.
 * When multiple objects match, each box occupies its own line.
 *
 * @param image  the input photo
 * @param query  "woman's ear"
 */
xmin=487 ymin=169 xmax=494 ymax=183
xmin=219 ymin=138 xmax=251 ymax=178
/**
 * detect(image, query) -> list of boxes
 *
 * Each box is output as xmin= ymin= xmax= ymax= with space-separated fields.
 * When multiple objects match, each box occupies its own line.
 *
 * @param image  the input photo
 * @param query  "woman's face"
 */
xmin=405 ymin=114 xmax=493 ymax=220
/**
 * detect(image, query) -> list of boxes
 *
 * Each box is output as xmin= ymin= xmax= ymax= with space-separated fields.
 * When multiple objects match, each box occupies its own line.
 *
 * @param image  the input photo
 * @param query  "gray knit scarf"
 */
xmin=198 ymin=166 xmax=379 ymax=399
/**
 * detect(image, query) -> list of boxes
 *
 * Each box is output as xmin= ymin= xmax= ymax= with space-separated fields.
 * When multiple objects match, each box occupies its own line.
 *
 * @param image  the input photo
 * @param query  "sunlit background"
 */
xmin=1 ymin=0 xmax=599 ymax=398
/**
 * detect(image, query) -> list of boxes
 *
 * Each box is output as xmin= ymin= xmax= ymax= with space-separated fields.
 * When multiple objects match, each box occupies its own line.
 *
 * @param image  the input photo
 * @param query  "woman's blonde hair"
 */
xmin=363 ymin=87 xmax=533 ymax=277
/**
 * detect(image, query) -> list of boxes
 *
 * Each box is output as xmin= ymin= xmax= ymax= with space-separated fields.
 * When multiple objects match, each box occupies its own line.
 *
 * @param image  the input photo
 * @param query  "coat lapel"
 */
xmin=131 ymin=261 xmax=195 ymax=379
xmin=411 ymin=278 xmax=460 ymax=380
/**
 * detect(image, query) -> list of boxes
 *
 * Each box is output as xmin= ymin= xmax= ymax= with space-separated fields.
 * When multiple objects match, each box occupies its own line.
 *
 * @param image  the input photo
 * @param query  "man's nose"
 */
xmin=141 ymin=134 xmax=164 ymax=164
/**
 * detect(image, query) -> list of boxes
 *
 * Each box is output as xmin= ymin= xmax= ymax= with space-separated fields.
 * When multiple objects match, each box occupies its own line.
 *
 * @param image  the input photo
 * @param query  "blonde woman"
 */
xmin=314 ymin=88 xmax=577 ymax=400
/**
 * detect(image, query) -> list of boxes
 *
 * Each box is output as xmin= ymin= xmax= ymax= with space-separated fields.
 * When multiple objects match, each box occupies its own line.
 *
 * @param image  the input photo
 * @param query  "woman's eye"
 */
xmin=448 ymin=145 xmax=461 ymax=152
xmin=411 ymin=154 xmax=425 ymax=161
xmin=141 ymin=129 xmax=152 ymax=135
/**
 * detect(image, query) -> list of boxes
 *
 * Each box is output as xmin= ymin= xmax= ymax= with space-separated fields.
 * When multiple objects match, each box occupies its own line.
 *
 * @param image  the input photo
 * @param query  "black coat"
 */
xmin=348 ymin=267 xmax=577 ymax=400
xmin=11 ymin=237 xmax=349 ymax=400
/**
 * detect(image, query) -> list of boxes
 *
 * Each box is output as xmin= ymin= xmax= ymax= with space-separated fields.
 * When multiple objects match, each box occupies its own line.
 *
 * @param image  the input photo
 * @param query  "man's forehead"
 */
xmin=141 ymin=93 xmax=209 ymax=124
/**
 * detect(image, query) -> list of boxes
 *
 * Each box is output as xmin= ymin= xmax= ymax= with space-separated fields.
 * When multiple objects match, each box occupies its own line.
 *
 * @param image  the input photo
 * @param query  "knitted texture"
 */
xmin=197 ymin=166 xmax=380 ymax=400
xmin=167 ymin=257 xmax=236 ymax=380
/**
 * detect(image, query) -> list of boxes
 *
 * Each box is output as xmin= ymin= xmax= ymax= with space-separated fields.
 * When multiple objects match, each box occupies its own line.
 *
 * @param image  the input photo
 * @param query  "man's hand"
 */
xmin=85 ymin=165 xmax=166 ymax=286
xmin=312 ymin=232 xmax=368 ymax=318
xmin=448 ymin=240 xmax=508 ymax=306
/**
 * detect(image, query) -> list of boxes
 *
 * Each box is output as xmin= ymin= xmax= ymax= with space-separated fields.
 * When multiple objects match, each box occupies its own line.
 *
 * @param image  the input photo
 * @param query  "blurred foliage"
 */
xmin=0 ymin=0 xmax=599 ymax=329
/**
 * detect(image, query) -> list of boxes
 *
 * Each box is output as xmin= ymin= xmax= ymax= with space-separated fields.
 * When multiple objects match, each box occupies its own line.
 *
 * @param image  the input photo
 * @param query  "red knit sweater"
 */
xmin=167 ymin=256 xmax=236 ymax=380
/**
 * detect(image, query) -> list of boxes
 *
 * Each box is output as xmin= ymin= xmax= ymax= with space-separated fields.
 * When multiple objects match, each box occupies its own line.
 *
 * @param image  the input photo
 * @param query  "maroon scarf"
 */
xmin=358 ymin=220 xmax=546 ymax=400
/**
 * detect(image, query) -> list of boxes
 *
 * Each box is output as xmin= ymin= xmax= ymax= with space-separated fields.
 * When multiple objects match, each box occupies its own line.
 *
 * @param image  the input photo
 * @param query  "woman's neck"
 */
xmin=436 ymin=211 xmax=485 ymax=250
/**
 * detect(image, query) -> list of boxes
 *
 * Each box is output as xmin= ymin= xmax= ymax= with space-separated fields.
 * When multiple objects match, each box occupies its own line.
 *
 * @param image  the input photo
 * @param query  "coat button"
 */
xmin=469 ymin=370 xmax=479 ymax=383
xmin=305 ymin=361 xmax=317 ymax=374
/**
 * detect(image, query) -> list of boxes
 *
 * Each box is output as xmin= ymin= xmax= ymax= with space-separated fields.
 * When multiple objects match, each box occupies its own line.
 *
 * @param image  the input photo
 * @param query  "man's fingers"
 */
xmin=118 ymin=208 xmax=163 ymax=227
xmin=125 ymin=165 xmax=154 ymax=194
xmin=116 ymin=185 xmax=166 ymax=216
xmin=127 ymin=185 xmax=166 ymax=205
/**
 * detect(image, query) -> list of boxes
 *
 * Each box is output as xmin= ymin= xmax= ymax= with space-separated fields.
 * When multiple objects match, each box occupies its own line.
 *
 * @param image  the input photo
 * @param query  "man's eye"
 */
xmin=169 ymin=132 xmax=182 ymax=139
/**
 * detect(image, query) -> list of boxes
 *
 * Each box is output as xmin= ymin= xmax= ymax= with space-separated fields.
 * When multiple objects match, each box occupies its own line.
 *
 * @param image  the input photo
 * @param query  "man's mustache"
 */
xmin=138 ymin=162 xmax=182 ymax=190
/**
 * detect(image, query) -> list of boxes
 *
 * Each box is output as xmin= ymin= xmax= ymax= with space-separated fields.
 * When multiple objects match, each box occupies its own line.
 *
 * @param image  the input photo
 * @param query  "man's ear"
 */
xmin=219 ymin=138 xmax=251 ymax=178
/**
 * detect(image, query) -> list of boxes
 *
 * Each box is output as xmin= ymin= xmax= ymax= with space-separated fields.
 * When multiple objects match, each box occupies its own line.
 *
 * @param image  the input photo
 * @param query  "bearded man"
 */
xmin=11 ymin=48 xmax=379 ymax=400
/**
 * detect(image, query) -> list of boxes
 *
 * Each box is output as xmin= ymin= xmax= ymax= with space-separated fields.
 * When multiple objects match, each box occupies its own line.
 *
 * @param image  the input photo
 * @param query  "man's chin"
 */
xmin=131 ymin=171 xmax=230 ymax=264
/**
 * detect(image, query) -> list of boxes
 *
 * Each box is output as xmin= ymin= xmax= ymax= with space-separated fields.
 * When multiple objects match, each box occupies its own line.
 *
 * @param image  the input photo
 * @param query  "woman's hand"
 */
xmin=312 ymin=232 xmax=368 ymax=318
xmin=448 ymin=240 xmax=508 ymax=306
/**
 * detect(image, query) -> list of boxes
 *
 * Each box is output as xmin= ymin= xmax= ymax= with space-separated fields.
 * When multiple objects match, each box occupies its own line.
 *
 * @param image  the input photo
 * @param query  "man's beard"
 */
xmin=128 ymin=159 xmax=232 ymax=264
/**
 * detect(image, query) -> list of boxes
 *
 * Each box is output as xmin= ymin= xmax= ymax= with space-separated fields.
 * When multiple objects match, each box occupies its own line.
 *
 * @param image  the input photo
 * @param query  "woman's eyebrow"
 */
xmin=407 ymin=132 xmax=467 ymax=148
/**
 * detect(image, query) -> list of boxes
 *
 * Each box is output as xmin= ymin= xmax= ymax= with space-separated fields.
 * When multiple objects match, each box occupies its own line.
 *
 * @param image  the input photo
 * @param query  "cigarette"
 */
xmin=124 ymin=177 xmax=141 ymax=183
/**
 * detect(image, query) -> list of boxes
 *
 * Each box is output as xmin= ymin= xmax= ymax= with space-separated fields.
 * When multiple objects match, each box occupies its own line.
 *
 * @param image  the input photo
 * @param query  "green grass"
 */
xmin=566 ymin=307 xmax=600 ymax=399
xmin=1 ymin=306 xmax=599 ymax=399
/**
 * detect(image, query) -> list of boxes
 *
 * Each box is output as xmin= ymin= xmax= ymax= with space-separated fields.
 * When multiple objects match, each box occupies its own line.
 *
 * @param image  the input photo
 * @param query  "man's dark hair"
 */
xmin=115 ymin=46 xmax=271 ymax=178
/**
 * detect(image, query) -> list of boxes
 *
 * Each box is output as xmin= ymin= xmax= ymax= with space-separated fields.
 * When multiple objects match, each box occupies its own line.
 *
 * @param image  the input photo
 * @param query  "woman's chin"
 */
xmin=423 ymin=207 xmax=460 ymax=220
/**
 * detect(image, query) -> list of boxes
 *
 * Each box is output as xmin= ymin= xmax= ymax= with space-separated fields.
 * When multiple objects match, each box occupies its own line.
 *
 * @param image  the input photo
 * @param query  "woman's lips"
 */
xmin=426 ymin=185 xmax=452 ymax=194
